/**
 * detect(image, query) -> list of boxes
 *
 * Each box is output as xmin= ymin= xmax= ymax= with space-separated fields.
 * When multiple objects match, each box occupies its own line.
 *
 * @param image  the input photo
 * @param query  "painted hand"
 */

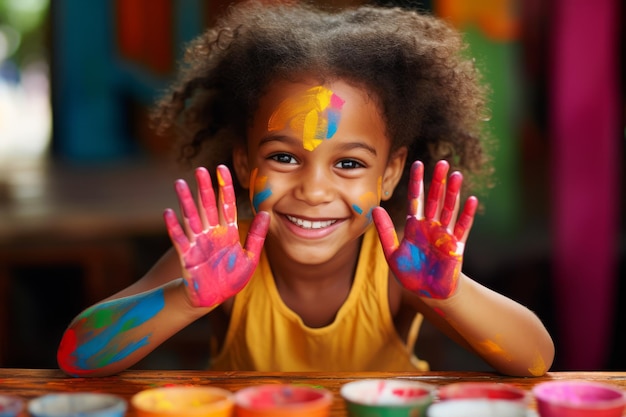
xmin=164 ymin=165 xmax=270 ymax=307
xmin=373 ymin=160 xmax=478 ymax=299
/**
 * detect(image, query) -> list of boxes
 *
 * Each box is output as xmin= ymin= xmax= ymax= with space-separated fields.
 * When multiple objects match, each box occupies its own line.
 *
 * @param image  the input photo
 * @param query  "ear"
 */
xmin=381 ymin=146 xmax=408 ymax=201
xmin=232 ymin=144 xmax=251 ymax=189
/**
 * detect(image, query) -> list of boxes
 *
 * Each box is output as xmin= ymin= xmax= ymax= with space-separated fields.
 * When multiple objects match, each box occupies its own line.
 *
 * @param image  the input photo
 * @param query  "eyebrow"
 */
xmin=258 ymin=135 xmax=300 ymax=147
xmin=337 ymin=141 xmax=378 ymax=157
xmin=259 ymin=135 xmax=378 ymax=157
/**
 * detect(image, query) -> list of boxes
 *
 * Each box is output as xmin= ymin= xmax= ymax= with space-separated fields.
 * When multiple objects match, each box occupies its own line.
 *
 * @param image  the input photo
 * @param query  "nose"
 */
xmin=294 ymin=164 xmax=335 ymax=205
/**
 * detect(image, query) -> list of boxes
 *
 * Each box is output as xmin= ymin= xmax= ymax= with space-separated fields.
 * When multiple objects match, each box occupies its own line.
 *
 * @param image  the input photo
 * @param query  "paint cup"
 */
xmin=0 ymin=394 xmax=24 ymax=417
xmin=28 ymin=393 xmax=127 ymax=417
xmin=234 ymin=384 xmax=333 ymax=417
xmin=340 ymin=379 xmax=435 ymax=417
xmin=532 ymin=380 xmax=626 ymax=417
xmin=131 ymin=386 xmax=234 ymax=417
xmin=427 ymin=382 xmax=529 ymax=417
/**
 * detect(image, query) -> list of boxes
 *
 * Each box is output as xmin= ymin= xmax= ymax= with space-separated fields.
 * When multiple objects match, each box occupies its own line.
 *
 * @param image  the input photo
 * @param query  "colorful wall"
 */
xmin=48 ymin=0 xmax=625 ymax=371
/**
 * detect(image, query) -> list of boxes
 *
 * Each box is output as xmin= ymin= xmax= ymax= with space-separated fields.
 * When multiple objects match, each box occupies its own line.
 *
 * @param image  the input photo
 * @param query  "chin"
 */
xmin=268 ymin=239 xmax=338 ymax=266
xmin=283 ymin=248 xmax=335 ymax=266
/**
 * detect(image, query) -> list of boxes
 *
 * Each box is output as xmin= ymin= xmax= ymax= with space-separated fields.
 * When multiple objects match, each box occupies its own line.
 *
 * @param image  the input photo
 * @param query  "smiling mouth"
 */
xmin=285 ymin=215 xmax=337 ymax=230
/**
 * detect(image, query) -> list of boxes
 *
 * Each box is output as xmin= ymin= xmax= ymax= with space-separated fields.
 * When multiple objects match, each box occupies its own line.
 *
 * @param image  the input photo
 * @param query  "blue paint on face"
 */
xmin=365 ymin=207 xmax=373 ymax=223
xmin=326 ymin=111 xmax=341 ymax=138
xmin=252 ymin=188 xmax=272 ymax=213
xmin=352 ymin=204 xmax=364 ymax=215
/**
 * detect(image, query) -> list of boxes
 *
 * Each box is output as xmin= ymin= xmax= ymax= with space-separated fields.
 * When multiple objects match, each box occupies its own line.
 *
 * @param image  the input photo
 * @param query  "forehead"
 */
xmin=255 ymin=78 xmax=379 ymax=116
xmin=250 ymin=78 xmax=389 ymax=147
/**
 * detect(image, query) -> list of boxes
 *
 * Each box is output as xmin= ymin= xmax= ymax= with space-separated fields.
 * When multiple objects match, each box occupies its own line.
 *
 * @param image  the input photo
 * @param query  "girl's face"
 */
xmin=234 ymin=78 xmax=406 ymax=266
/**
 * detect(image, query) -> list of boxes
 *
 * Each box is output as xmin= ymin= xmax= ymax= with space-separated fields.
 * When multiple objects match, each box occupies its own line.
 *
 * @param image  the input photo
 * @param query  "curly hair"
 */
xmin=151 ymin=0 xmax=494 ymax=222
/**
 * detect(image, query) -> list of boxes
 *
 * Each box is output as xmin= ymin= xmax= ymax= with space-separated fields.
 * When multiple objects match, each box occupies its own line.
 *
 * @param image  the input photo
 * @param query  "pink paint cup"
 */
xmin=532 ymin=380 xmax=626 ymax=417
xmin=234 ymin=384 xmax=333 ymax=417
xmin=428 ymin=382 xmax=529 ymax=417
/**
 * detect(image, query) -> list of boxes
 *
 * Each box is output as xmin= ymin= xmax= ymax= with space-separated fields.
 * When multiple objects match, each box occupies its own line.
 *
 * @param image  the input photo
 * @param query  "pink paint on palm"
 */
xmin=425 ymin=161 xmax=447 ymax=221
xmin=164 ymin=166 xmax=270 ymax=307
xmin=373 ymin=160 xmax=477 ymax=299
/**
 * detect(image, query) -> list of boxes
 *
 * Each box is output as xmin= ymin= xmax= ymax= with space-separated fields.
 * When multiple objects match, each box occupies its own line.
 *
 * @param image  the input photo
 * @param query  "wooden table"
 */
xmin=2 ymin=369 xmax=626 ymax=416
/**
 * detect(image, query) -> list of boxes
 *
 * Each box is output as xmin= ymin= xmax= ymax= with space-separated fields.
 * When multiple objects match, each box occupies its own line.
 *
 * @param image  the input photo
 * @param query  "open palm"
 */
xmin=164 ymin=165 xmax=269 ymax=307
xmin=373 ymin=160 xmax=477 ymax=299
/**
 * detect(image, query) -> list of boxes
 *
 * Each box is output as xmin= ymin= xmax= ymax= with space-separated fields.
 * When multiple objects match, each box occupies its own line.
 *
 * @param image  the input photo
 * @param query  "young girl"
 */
xmin=57 ymin=0 xmax=554 ymax=377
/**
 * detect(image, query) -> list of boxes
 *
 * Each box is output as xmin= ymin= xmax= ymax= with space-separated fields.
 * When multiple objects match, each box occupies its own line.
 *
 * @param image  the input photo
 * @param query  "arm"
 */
xmin=373 ymin=160 xmax=554 ymax=376
xmin=57 ymin=166 xmax=269 ymax=377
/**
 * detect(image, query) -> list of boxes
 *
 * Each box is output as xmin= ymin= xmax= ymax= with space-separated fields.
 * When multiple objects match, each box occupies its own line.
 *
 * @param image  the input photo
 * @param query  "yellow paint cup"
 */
xmin=132 ymin=386 xmax=234 ymax=417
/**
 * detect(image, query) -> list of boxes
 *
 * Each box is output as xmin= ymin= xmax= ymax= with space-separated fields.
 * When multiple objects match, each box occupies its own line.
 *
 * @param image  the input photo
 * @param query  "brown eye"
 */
xmin=335 ymin=159 xmax=364 ymax=169
xmin=270 ymin=153 xmax=297 ymax=164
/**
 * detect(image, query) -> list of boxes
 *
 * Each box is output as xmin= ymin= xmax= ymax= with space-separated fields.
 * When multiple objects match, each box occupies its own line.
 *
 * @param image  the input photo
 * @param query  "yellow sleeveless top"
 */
xmin=209 ymin=221 xmax=429 ymax=372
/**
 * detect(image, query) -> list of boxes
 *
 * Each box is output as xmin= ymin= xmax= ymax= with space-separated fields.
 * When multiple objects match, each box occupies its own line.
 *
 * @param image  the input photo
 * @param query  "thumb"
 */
xmin=243 ymin=211 xmax=270 ymax=258
xmin=372 ymin=207 xmax=399 ymax=260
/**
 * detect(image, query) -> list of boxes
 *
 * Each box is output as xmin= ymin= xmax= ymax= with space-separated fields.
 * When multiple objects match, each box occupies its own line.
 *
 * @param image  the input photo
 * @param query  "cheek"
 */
xmin=249 ymin=168 xmax=273 ymax=214
xmin=350 ymin=177 xmax=383 ymax=221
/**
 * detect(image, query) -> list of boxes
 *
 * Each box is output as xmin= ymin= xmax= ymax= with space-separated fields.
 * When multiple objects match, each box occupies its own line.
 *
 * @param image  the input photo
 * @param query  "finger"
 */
xmin=407 ymin=161 xmax=424 ymax=218
xmin=175 ymin=179 xmax=203 ymax=235
xmin=196 ymin=167 xmax=219 ymax=227
xmin=217 ymin=165 xmax=237 ymax=225
xmin=425 ymin=160 xmax=449 ymax=221
xmin=440 ymin=171 xmax=462 ymax=228
xmin=372 ymin=207 xmax=400 ymax=260
xmin=244 ymin=211 xmax=270 ymax=258
xmin=164 ymin=208 xmax=190 ymax=253
xmin=453 ymin=196 xmax=478 ymax=243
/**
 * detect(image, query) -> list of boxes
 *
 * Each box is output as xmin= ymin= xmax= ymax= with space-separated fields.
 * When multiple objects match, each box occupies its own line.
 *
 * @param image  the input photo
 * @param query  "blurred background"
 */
xmin=0 ymin=0 xmax=623 ymax=372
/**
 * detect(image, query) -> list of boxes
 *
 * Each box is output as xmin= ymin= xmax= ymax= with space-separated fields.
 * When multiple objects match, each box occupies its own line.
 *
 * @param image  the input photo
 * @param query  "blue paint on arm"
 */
xmin=73 ymin=288 xmax=166 ymax=370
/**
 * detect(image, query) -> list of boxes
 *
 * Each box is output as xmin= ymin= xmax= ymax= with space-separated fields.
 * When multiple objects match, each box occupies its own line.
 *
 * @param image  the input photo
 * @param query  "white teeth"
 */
xmin=286 ymin=215 xmax=337 ymax=229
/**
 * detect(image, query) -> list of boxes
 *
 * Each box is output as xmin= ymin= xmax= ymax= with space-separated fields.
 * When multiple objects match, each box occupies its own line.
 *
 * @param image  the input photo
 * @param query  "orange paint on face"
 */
xmin=352 ymin=191 xmax=379 ymax=222
xmin=249 ymin=168 xmax=271 ymax=214
xmin=268 ymin=86 xmax=345 ymax=151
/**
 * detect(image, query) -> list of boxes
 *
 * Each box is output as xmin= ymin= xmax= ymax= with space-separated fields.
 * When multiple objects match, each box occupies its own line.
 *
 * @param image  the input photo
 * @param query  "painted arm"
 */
xmin=373 ymin=160 xmax=554 ymax=376
xmin=57 ymin=165 xmax=269 ymax=377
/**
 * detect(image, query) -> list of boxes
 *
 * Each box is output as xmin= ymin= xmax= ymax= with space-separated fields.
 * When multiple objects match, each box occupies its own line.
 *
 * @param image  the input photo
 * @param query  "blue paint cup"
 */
xmin=0 ymin=394 xmax=24 ymax=417
xmin=29 ymin=393 xmax=127 ymax=417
